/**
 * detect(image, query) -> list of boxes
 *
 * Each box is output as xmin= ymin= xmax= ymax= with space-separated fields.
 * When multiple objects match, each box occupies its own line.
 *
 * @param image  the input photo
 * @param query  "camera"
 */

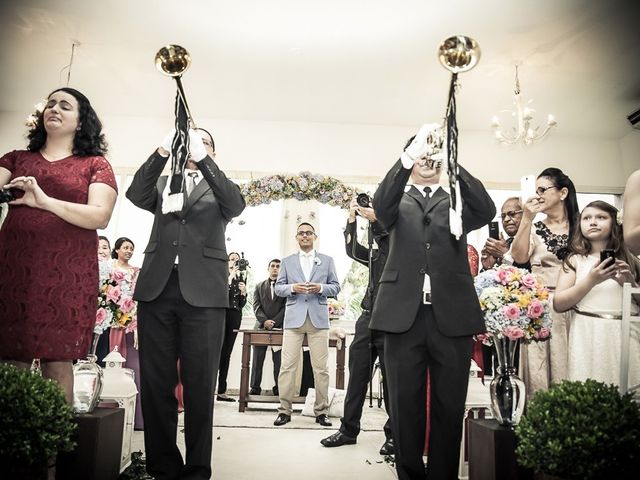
xmin=356 ymin=193 xmax=371 ymax=208
xmin=236 ymin=252 xmax=250 ymax=272
xmin=0 ymin=188 xmax=16 ymax=204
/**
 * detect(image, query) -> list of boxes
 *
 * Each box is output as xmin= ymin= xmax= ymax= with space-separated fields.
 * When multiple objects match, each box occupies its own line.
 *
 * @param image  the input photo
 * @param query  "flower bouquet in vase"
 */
xmin=474 ymin=264 xmax=551 ymax=427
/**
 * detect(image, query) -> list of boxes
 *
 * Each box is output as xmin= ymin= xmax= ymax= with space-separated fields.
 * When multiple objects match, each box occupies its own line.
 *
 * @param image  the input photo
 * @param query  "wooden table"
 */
xmin=237 ymin=329 xmax=346 ymax=412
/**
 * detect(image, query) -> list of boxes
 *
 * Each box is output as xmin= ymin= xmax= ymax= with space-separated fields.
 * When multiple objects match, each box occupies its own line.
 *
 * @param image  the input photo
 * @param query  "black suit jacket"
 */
xmin=253 ymin=279 xmax=286 ymax=329
xmin=126 ymin=150 xmax=245 ymax=307
xmin=370 ymin=160 xmax=495 ymax=336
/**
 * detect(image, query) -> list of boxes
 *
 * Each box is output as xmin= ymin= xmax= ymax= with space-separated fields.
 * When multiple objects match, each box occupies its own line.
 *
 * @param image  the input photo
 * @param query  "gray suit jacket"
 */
xmin=274 ymin=252 xmax=340 ymax=329
xmin=126 ymin=150 xmax=245 ymax=307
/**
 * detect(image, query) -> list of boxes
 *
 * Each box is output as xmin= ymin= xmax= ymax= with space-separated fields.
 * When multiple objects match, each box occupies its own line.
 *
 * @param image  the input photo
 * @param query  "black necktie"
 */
xmin=423 ymin=186 xmax=431 ymax=198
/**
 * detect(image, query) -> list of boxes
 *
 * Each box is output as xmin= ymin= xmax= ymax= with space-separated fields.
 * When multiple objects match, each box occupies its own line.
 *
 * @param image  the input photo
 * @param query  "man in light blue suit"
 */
xmin=273 ymin=222 xmax=341 ymax=427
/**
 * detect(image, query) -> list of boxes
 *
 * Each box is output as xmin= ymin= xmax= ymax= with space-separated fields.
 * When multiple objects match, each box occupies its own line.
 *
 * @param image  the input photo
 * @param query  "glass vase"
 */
xmin=72 ymin=333 xmax=104 ymax=414
xmin=489 ymin=337 xmax=526 ymax=427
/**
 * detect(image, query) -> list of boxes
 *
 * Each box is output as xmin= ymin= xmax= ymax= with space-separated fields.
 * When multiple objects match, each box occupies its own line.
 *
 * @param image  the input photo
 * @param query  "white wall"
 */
xmin=2 ymin=110 xmax=637 ymax=192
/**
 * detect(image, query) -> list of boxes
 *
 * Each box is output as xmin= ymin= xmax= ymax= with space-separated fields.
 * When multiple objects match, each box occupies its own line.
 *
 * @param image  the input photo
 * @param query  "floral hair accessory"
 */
xmin=474 ymin=264 xmax=552 ymax=345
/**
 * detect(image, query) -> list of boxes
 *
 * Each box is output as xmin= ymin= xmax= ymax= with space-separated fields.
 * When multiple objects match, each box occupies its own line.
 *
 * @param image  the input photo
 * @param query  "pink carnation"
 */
xmin=502 ymin=304 xmax=521 ymax=320
xmin=504 ymin=326 xmax=525 ymax=340
xmin=527 ymin=299 xmax=545 ymax=319
xmin=534 ymin=327 xmax=551 ymax=340
xmin=106 ymin=285 xmax=122 ymax=304
xmin=110 ymin=269 xmax=126 ymax=282
xmin=521 ymin=273 xmax=537 ymax=289
xmin=119 ymin=295 xmax=135 ymax=313
xmin=96 ymin=307 xmax=107 ymax=325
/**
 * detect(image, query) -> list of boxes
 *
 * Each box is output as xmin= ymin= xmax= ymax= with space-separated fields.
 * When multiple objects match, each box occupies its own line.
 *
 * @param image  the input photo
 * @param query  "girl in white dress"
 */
xmin=554 ymin=201 xmax=640 ymax=387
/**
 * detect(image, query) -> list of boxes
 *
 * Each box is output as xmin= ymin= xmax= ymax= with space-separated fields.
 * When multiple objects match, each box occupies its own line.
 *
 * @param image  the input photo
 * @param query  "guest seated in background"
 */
xmin=321 ymin=197 xmax=394 ymax=455
xmin=623 ymin=169 xmax=640 ymax=255
xmin=509 ymin=167 xmax=579 ymax=400
xmin=216 ymin=251 xmax=248 ymax=402
xmin=273 ymin=223 xmax=341 ymax=427
xmin=481 ymin=196 xmax=531 ymax=271
xmin=250 ymin=258 xmax=286 ymax=396
xmin=554 ymin=200 xmax=640 ymax=387
xmin=0 ymin=87 xmax=117 ymax=405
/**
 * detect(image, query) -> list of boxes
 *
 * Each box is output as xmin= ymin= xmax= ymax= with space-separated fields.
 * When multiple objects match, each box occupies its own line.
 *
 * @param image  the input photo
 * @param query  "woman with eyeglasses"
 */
xmin=509 ymin=167 xmax=580 ymax=400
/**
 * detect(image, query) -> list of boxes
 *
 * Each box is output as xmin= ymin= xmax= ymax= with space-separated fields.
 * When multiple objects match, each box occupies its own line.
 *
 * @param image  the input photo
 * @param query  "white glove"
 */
xmin=402 ymin=123 xmax=443 ymax=162
xmin=160 ymin=129 xmax=175 ymax=152
xmin=188 ymin=129 xmax=207 ymax=162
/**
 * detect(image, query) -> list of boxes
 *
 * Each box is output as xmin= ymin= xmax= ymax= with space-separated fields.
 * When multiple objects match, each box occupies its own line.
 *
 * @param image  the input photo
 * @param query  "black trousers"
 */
xmin=385 ymin=304 xmax=473 ymax=480
xmin=138 ymin=268 xmax=225 ymax=480
xmin=340 ymin=310 xmax=392 ymax=440
xmin=250 ymin=344 xmax=282 ymax=390
xmin=217 ymin=308 xmax=242 ymax=394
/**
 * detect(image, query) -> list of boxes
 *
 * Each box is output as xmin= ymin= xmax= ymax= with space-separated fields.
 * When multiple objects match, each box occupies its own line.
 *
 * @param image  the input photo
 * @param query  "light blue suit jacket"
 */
xmin=274 ymin=252 xmax=341 ymax=329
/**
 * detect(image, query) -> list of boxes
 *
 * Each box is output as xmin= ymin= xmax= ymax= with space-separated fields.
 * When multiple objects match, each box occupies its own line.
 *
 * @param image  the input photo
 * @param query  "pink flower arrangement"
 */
xmin=474 ymin=264 xmax=552 ymax=345
xmin=95 ymin=265 xmax=138 ymax=334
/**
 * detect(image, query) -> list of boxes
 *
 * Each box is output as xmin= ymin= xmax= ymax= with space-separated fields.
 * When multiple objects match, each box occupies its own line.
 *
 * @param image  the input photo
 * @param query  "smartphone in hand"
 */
xmin=488 ymin=221 xmax=500 ymax=240
xmin=600 ymin=249 xmax=615 ymax=265
xmin=520 ymin=174 xmax=536 ymax=202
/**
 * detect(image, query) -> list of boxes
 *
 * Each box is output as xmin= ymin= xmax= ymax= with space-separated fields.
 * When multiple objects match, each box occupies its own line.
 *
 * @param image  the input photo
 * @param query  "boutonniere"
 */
xmin=313 ymin=257 xmax=322 ymax=266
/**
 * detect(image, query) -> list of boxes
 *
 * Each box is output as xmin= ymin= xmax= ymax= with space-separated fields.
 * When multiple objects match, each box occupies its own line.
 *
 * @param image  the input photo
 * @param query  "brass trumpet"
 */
xmin=155 ymin=45 xmax=197 ymax=129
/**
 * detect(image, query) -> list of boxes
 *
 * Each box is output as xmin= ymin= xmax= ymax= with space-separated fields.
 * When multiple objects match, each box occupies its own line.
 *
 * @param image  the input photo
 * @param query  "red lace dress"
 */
xmin=0 ymin=150 xmax=117 ymax=361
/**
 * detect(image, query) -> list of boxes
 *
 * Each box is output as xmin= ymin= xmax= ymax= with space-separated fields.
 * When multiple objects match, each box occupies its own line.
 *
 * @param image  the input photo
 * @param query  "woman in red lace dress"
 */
xmin=0 ymin=87 xmax=118 ymax=403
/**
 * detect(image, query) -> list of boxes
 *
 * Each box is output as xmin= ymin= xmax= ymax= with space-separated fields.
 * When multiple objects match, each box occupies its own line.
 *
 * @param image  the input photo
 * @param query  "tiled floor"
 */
xmin=131 ymin=399 xmax=397 ymax=479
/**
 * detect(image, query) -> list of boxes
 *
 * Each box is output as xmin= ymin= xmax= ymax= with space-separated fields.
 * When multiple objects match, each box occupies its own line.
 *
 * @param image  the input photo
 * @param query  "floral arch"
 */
xmin=239 ymin=171 xmax=359 ymax=210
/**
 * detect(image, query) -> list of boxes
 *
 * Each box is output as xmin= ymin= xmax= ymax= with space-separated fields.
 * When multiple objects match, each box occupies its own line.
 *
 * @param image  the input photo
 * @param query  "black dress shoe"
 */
xmin=249 ymin=387 xmax=261 ymax=395
xmin=379 ymin=438 xmax=395 ymax=456
xmin=315 ymin=414 xmax=332 ymax=427
xmin=274 ymin=413 xmax=291 ymax=426
xmin=216 ymin=393 xmax=236 ymax=402
xmin=272 ymin=386 xmax=279 ymax=396
xmin=320 ymin=431 xmax=356 ymax=447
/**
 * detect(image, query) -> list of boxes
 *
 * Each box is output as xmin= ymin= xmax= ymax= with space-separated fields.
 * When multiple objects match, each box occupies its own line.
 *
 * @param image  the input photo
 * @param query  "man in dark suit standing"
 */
xmin=249 ymin=258 xmax=286 ymax=395
xmin=126 ymin=128 xmax=245 ymax=480
xmin=370 ymin=124 xmax=495 ymax=480
xmin=321 ymin=197 xmax=393 ymax=454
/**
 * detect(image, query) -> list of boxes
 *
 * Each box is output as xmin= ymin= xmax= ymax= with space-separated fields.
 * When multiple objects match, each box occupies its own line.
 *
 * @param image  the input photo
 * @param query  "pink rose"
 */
xmin=96 ymin=307 xmax=107 ymax=325
xmin=106 ymin=285 xmax=122 ymax=304
xmin=527 ymin=299 xmax=545 ymax=319
xmin=119 ymin=295 xmax=135 ymax=314
xmin=504 ymin=326 xmax=525 ymax=340
xmin=496 ymin=269 xmax=512 ymax=285
xmin=521 ymin=273 xmax=537 ymax=289
xmin=110 ymin=269 xmax=126 ymax=282
xmin=502 ymin=304 xmax=521 ymax=320
xmin=534 ymin=327 xmax=551 ymax=340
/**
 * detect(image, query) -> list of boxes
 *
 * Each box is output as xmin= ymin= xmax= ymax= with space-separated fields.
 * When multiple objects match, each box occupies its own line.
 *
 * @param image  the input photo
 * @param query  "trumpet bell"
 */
xmin=437 ymin=35 xmax=480 ymax=74
xmin=155 ymin=45 xmax=191 ymax=77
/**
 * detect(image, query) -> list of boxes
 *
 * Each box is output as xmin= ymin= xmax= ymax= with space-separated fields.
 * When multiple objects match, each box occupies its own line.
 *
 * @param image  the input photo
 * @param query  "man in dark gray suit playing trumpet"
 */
xmin=127 ymin=128 xmax=245 ymax=480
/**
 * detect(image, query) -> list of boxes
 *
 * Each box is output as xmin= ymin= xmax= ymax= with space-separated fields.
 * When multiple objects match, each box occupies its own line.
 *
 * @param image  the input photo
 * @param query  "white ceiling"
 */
xmin=1 ymin=0 xmax=639 ymax=139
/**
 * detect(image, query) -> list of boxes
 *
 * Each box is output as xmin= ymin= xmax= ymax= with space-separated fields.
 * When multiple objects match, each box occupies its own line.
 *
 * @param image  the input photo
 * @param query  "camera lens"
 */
xmin=356 ymin=193 xmax=370 ymax=208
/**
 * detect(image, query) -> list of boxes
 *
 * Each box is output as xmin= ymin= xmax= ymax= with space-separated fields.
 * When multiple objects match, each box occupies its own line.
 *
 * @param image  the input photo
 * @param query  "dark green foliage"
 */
xmin=0 ymin=363 xmax=76 ymax=466
xmin=515 ymin=380 xmax=640 ymax=479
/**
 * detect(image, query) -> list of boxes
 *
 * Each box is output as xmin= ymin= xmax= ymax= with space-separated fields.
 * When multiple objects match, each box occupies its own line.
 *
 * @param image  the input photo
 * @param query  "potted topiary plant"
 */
xmin=515 ymin=379 xmax=640 ymax=479
xmin=0 ymin=363 xmax=77 ymax=479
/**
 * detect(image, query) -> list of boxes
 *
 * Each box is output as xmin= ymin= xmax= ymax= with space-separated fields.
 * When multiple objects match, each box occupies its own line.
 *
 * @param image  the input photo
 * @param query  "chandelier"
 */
xmin=491 ymin=66 xmax=557 ymax=146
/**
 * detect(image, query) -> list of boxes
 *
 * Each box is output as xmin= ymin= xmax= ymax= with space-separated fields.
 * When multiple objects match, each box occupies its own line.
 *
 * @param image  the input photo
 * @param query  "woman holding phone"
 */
xmin=509 ymin=167 xmax=579 ymax=399
xmin=554 ymin=201 xmax=640 ymax=385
